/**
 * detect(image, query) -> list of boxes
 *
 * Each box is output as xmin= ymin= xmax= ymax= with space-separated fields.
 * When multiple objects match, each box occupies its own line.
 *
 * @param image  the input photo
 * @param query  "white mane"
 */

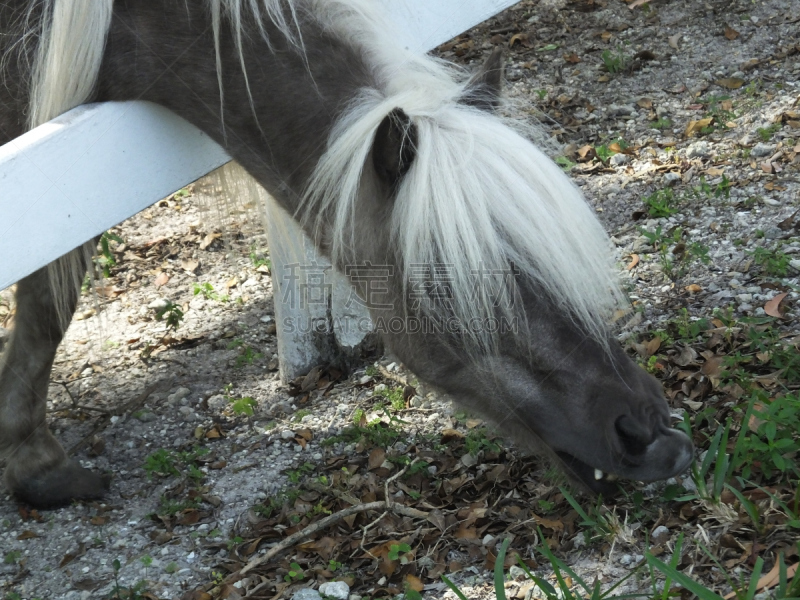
xmin=21 ymin=0 xmax=625 ymax=346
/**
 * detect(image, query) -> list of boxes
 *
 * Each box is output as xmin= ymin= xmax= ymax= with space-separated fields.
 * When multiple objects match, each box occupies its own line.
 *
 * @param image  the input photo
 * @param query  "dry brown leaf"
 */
xmin=685 ymin=284 xmax=702 ymax=293
xmin=154 ymin=272 xmax=170 ymax=287
xmin=716 ymin=77 xmax=745 ymax=89
xmin=764 ymin=292 xmax=789 ymax=318
xmin=685 ymin=117 xmax=714 ymax=136
xmin=441 ymin=429 xmax=465 ymax=442
xmin=668 ymin=34 xmax=681 ymax=49
xmin=706 ymin=167 xmax=725 ymax=176
xmin=199 ymin=232 xmax=221 ymax=250
xmin=724 ymin=26 xmax=740 ymax=40
xmin=368 ymin=448 xmax=386 ymax=470
xmin=181 ymin=259 xmax=199 ymax=274
xmin=627 ymin=254 xmax=640 ymax=270
xmin=17 ymin=530 xmax=38 ymax=540
xmin=564 ymin=52 xmax=581 ymax=63
xmin=645 ymin=337 xmax=662 ymax=357
xmin=405 ymin=575 xmax=425 ymax=592
xmin=701 ymin=355 xmax=724 ymax=379
xmin=724 ymin=561 xmax=797 ymax=598
xmin=465 ymin=419 xmax=483 ymax=429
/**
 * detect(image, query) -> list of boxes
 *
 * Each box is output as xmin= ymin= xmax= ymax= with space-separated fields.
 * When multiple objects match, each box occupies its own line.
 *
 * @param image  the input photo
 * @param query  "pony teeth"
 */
xmin=594 ymin=468 xmax=604 ymax=481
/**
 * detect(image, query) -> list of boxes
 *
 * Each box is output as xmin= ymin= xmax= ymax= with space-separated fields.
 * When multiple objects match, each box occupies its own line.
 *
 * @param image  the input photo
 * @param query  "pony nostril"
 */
xmin=615 ymin=415 xmax=650 ymax=456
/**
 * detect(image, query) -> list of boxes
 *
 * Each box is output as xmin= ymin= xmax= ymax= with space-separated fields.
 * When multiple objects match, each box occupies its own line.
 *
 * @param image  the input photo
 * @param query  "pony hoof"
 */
xmin=9 ymin=460 xmax=111 ymax=508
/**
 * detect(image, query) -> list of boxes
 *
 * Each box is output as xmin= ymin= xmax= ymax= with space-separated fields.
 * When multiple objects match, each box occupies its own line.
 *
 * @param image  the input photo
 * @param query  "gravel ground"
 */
xmin=1 ymin=0 xmax=798 ymax=598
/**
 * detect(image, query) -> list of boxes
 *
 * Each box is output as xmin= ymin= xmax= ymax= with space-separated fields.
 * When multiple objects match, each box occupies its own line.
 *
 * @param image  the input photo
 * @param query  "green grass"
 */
xmin=750 ymin=246 xmax=791 ymax=277
xmin=193 ymin=282 xmax=229 ymax=302
xmin=601 ymin=48 xmax=628 ymax=74
xmin=639 ymin=225 xmax=710 ymax=281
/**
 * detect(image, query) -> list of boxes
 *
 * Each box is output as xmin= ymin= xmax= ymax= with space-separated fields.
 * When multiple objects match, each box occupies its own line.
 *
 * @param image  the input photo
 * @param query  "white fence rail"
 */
xmin=0 ymin=0 xmax=519 ymax=380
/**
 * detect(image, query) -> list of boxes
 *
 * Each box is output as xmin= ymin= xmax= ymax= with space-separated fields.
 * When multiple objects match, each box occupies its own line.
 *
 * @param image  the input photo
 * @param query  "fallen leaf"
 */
xmin=17 ymin=530 xmax=38 ymax=540
xmin=646 ymin=337 xmax=662 ymax=357
xmin=199 ymin=232 xmax=221 ymax=250
xmin=668 ymin=34 xmax=681 ymax=49
xmin=181 ymin=259 xmax=199 ymax=274
xmin=405 ymin=575 xmax=425 ymax=592
xmin=368 ymin=448 xmax=386 ymax=470
xmin=716 ymin=77 xmax=745 ymax=89
xmin=764 ymin=292 xmax=789 ymax=318
xmin=685 ymin=117 xmax=714 ymax=137
xmin=724 ymin=26 xmax=740 ymax=40
xmin=154 ymin=272 xmax=170 ymax=287
xmin=637 ymin=98 xmax=653 ymax=109
xmin=685 ymin=284 xmax=702 ymax=293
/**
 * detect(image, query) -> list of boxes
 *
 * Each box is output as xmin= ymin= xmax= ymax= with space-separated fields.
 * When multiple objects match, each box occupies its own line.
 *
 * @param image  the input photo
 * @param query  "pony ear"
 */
xmin=372 ymin=108 xmax=417 ymax=186
xmin=461 ymin=48 xmax=504 ymax=112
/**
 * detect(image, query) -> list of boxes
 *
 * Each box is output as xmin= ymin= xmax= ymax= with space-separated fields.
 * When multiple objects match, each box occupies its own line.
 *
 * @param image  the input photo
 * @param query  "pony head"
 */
xmin=305 ymin=49 xmax=693 ymax=493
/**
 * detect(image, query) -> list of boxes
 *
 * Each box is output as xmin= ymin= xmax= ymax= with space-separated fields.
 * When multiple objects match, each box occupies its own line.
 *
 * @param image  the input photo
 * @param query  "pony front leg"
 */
xmin=0 ymin=249 xmax=110 ymax=507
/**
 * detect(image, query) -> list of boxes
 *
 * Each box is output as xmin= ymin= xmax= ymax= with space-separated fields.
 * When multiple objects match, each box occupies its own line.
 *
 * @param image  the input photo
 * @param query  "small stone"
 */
xmin=178 ymin=406 xmax=193 ymax=416
xmin=750 ymin=142 xmax=776 ymax=157
xmin=148 ymin=298 xmax=170 ymax=310
xmin=608 ymin=104 xmax=635 ymax=116
xmin=619 ymin=554 xmax=633 ymax=565
xmin=291 ymin=589 xmax=323 ymax=600
xmin=610 ymin=153 xmax=629 ymax=166
xmin=268 ymin=356 xmax=280 ymax=371
xmin=652 ymin=525 xmax=670 ymax=544
xmin=373 ymin=384 xmax=387 ymax=393
xmin=461 ymin=453 xmax=478 ymax=467
xmin=738 ymin=303 xmax=753 ymax=312
xmin=318 ymin=581 xmax=350 ymax=600
xmin=410 ymin=395 xmax=424 ymax=408
xmin=790 ymin=259 xmax=800 ymax=271
xmin=174 ymin=387 xmax=190 ymax=399
xmin=207 ymin=395 xmax=227 ymax=411
xmin=686 ymin=141 xmax=710 ymax=158
xmin=280 ymin=429 xmax=295 ymax=440
xmin=136 ymin=411 xmax=157 ymax=422
xmin=359 ymin=375 xmax=373 ymax=385
xmin=736 ymin=294 xmax=753 ymax=303
xmin=509 ymin=565 xmax=526 ymax=580
xmin=259 ymin=315 xmax=273 ymax=323
xmin=663 ymin=172 xmax=682 ymax=186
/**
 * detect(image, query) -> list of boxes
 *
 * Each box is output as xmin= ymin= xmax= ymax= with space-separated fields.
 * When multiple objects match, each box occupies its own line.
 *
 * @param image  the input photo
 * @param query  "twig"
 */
xmin=239 ymin=500 xmax=428 ymax=574
xmin=48 ymin=381 xmax=110 ymax=415
xmin=377 ymin=363 xmax=410 ymax=387
xmin=241 ymin=461 xmax=426 ymax=576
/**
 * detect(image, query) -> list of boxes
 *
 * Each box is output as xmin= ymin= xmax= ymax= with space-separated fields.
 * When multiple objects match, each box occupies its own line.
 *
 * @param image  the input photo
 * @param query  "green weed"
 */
xmin=193 ymin=282 xmax=229 ymax=302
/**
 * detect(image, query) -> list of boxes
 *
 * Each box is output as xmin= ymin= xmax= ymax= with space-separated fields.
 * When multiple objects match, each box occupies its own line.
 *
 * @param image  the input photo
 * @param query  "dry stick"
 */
xmin=239 ymin=501 xmax=428 ymax=575
xmin=359 ymin=458 xmax=420 ymax=558
xmin=240 ymin=459 xmax=426 ymax=575
xmin=48 ymin=380 xmax=111 ymax=414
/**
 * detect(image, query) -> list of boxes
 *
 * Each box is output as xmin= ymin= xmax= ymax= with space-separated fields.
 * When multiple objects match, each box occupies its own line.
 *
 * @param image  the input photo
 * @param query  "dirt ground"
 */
xmin=1 ymin=0 xmax=798 ymax=599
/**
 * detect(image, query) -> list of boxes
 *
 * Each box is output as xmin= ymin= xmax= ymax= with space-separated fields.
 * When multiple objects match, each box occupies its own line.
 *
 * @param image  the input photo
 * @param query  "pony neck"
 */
xmin=96 ymin=1 xmax=373 ymax=214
